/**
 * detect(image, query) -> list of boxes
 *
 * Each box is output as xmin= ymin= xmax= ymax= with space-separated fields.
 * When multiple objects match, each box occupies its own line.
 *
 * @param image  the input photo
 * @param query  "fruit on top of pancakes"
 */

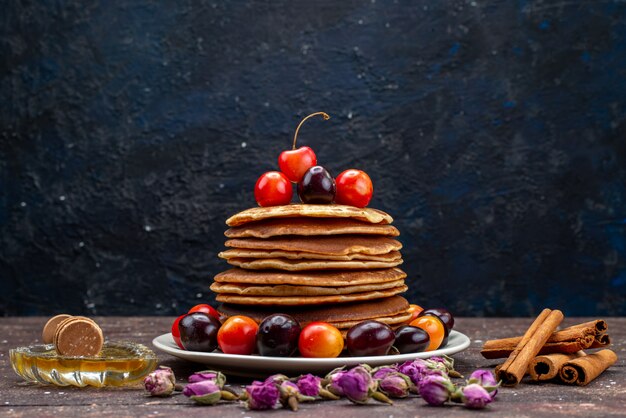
xmin=335 ymin=169 xmax=373 ymax=208
xmin=297 ymin=165 xmax=336 ymax=204
xmin=254 ymin=171 xmax=293 ymax=207
xmin=278 ymin=112 xmax=329 ymax=183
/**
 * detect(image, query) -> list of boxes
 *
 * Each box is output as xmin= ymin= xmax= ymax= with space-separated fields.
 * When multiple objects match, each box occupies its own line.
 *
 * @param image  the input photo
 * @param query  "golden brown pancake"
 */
xmin=225 ymin=218 xmax=400 ymax=238
xmin=214 ymin=267 xmax=407 ymax=287
xmin=226 ymin=204 xmax=393 ymax=227
xmin=225 ymin=236 xmax=402 ymax=256
xmin=210 ymin=279 xmax=405 ymax=296
xmin=225 ymin=257 xmax=403 ymax=271
xmin=217 ymin=295 xmax=410 ymax=323
xmin=215 ymin=285 xmax=407 ymax=305
xmin=219 ymin=249 xmax=402 ymax=262
xmin=331 ymin=311 xmax=413 ymax=329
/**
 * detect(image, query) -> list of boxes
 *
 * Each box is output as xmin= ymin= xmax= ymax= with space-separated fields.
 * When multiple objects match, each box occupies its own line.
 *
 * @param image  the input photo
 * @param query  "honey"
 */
xmin=10 ymin=341 xmax=157 ymax=387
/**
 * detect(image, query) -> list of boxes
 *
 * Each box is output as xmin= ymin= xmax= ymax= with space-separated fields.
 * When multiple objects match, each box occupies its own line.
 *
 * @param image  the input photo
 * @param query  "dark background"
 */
xmin=1 ymin=1 xmax=625 ymax=317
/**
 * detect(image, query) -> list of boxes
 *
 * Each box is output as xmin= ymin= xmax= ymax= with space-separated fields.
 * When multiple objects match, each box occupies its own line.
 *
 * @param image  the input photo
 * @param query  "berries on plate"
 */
xmin=409 ymin=315 xmax=447 ymax=351
xmin=254 ymin=171 xmax=293 ymax=207
xmin=335 ymin=169 xmax=373 ymax=208
xmin=297 ymin=166 xmax=336 ymax=204
xmin=171 ymin=314 xmax=186 ymax=350
xmin=217 ymin=315 xmax=259 ymax=355
xmin=298 ymin=322 xmax=344 ymax=358
xmin=178 ymin=312 xmax=221 ymax=352
xmin=278 ymin=112 xmax=328 ymax=182
xmin=407 ymin=304 xmax=424 ymax=322
xmin=419 ymin=307 xmax=455 ymax=331
xmin=346 ymin=320 xmax=395 ymax=356
xmin=256 ymin=314 xmax=301 ymax=357
xmin=188 ymin=303 xmax=221 ymax=321
xmin=393 ymin=325 xmax=430 ymax=354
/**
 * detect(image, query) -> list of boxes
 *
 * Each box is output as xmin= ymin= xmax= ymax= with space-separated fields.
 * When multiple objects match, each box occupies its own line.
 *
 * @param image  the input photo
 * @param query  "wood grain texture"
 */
xmin=1 ymin=1 xmax=626 ymax=316
xmin=1 ymin=317 xmax=624 ymax=417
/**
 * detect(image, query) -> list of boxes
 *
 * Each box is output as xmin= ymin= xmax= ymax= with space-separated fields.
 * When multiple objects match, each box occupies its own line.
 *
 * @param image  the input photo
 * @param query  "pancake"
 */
xmin=225 ymin=218 xmax=400 ymax=238
xmin=219 ymin=249 xmax=402 ymax=262
xmin=218 ymin=295 xmax=410 ymax=323
xmin=226 ymin=204 xmax=393 ymax=227
xmin=226 ymin=257 xmax=403 ymax=271
xmin=214 ymin=268 xmax=407 ymax=287
xmin=215 ymin=285 xmax=408 ymax=305
xmin=331 ymin=311 xmax=412 ymax=329
xmin=225 ymin=236 xmax=402 ymax=256
xmin=210 ymin=279 xmax=405 ymax=296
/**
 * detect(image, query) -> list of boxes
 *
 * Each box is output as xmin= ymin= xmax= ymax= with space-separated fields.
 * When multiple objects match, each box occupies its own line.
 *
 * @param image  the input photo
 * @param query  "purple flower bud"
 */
xmin=378 ymin=372 xmax=412 ymax=398
xmin=337 ymin=366 xmax=376 ymax=404
xmin=372 ymin=366 xmax=397 ymax=380
xmin=468 ymin=369 xmax=498 ymax=398
xmin=264 ymin=374 xmax=289 ymax=385
xmin=144 ymin=366 xmax=176 ymax=397
xmin=280 ymin=381 xmax=300 ymax=397
xmin=462 ymin=384 xmax=493 ymax=409
xmin=398 ymin=360 xmax=442 ymax=386
xmin=183 ymin=380 xmax=222 ymax=405
xmin=245 ymin=380 xmax=281 ymax=410
xmin=296 ymin=374 xmax=322 ymax=397
xmin=188 ymin=370 xmax=226 ymax=387
xmin=325 ymin=367 xmax=347 ymax=396
xmin=418 ymin=374 xmax=454 ymax=406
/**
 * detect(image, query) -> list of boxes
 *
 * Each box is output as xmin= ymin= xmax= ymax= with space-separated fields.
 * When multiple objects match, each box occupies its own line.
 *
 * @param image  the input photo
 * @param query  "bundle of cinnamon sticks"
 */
xmin=482 ymin=309 xmax=617 ymax=386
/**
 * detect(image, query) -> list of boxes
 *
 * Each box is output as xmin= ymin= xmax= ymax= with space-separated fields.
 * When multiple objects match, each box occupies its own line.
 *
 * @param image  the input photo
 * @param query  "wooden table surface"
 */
xmin=1 ymin=317 xmax=624 ymax=417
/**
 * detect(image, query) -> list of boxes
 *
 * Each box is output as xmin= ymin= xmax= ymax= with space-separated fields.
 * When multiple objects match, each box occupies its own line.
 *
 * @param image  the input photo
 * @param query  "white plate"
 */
xmin=152 ymin=330 xmax=470 ymax=377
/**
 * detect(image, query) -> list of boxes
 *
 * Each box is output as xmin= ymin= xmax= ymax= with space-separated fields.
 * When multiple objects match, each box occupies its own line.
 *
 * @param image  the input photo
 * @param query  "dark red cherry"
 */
xmin=297 ymin=166 xmax=336 ymax=204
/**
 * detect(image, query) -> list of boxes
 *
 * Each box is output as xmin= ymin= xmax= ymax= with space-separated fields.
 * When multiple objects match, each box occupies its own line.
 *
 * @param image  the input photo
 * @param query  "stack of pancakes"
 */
xmin=211 ymin=204 xmax=412 ymax=334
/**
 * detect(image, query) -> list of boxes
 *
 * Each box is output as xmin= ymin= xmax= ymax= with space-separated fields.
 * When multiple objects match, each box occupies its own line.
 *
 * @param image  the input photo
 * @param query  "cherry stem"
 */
xmin=292 ymin=112 xmax=330 ymax=150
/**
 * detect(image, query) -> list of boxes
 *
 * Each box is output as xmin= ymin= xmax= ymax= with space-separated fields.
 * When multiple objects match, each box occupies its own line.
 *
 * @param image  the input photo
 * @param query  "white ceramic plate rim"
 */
xmin=152 ymin=330 xmax=470 ymax=366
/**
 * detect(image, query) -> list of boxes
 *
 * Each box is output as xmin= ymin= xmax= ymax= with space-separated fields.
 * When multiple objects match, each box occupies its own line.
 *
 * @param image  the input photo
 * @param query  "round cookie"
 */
xmin=53 ymin=316 xmax=104 ymax=357
xmin=42 ymin=314 xmax=72 ymax=344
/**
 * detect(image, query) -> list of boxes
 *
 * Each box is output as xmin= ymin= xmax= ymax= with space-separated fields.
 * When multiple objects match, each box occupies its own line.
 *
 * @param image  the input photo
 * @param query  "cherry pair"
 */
xmin=254 ymin=112 xmax=373 ymax=208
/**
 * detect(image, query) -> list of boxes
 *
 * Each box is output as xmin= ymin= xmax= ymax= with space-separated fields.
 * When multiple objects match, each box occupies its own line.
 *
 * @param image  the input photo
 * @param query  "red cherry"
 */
xmin=254 ymin=171 xmax=293 ymax=207
xmin=278 ymin=146 xmax=317 ymax=183
xmin=188 ymin=304 xmax=221 ymax=321
xmin=277 ymin=112 xmax=329 ymax=183
xmin=335 ymin=169 xmax=373 ymax=207
xmin=171 ymin=314 xmax=186 ymax=349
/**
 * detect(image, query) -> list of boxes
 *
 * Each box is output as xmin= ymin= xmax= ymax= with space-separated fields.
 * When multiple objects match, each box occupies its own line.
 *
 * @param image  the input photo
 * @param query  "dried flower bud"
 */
xmin=144 ymin=366 xmax=176 ymax=397
xmin=372 ymin=366 xmax=397 ymax=380
xmin=337 ymin=366 xmax=380 ymax=404
xmin=418 ymin=374 xmax=455 ymax=406
xmin=468 ymin=369 xmax=499 ymax=398
xmin=378 ymin=372 xmax=412 ymax=398
xmin=398 ymin=359 xmax=442 ymax=386
xmin=188 ymin=370 xmax=226 ymax=387
xmin=462 ymin=383 xmax=493 ymax=409
xmin=325 ymin=367 xmax=347 ymax=396
xmin=183 ymin=380 xmax=222 ymax=405
xmin=245 ymin=380 xmax=281 ymax=410
xmin=265 ymin=374 xmax=290 ymax=385
xmin=296 ymin=374 xmax=322 ymax=396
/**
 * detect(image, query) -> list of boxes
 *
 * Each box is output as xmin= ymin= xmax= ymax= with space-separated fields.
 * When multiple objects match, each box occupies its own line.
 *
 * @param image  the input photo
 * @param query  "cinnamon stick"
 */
xmin=528 ymin=351 xmax=586 ymax=381
xmin=482 ymin=334 xmax=594 ymax=359
xmin=590 ymin=334 xmax=611 ymax=348
xmin=495 ymin=309 xmax=564 ymax=387
xmin=481 ymin=319 xmax=604 ymax=359
xmin=559 ymin=349 xmax=617 ymax=386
